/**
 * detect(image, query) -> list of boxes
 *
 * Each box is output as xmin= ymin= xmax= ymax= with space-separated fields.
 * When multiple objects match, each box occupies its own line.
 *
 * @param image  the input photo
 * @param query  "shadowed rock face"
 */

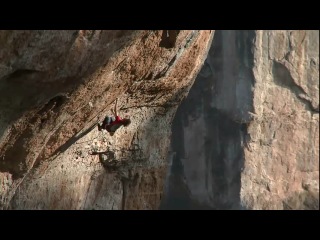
xmin=0 ymin=30 xmax=214 ymax=209
xmin=162 ymin=30 xmax=319 ymax=210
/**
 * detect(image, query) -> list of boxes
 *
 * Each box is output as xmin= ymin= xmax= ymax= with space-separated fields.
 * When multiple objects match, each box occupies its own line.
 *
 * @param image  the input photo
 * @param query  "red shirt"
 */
xmin=107 ymin=116 xmax=123 ymax=132
xmin=113 ymin=116 xmax=122 ymax=124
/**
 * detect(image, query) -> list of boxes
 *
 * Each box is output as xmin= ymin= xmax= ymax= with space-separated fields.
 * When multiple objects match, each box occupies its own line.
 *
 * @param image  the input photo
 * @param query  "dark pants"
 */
xmin=98 ymin=116 xmax=115 ymax=131
xmin=103 ymin=116 xmax=115 ymax=127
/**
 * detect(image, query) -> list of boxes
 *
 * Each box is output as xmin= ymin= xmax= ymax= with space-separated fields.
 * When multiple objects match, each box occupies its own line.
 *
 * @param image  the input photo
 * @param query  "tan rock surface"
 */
xmin=0 ymin=30 xmax=214 ymax=209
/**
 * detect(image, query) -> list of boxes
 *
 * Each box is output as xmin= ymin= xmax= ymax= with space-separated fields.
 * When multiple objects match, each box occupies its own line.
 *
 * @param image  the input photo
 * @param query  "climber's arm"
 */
xmin=114 ymin=98 xmax=118 ymax=117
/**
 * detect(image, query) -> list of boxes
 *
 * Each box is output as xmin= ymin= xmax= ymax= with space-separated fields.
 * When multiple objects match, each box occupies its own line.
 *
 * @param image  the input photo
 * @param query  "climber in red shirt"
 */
xmin=98 ymin=98 xmax=131 ymax=136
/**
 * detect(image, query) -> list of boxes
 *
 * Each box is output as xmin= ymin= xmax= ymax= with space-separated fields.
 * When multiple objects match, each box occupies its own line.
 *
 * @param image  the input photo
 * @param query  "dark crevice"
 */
xmin=121 ymin=179 xmax=128 ymax=210
xmin=154 ymin=31 xmax=199 ymax=81
xmin=159 ymin=30 xmax=180 ymax=49
xmin=145 ymin=72 xmax=153 ymax=80
xmin=37 ymin=95 xmax=67 ymax=115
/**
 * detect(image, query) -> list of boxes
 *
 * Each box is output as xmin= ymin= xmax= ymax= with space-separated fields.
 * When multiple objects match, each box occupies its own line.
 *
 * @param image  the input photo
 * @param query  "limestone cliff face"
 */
xmin=1 ymin=30 xmax=318 ymax=210
xmin=162 ymin=30 xmax=319 ymax=210
xmin=0 ymin=30 xmax=214 ymax=209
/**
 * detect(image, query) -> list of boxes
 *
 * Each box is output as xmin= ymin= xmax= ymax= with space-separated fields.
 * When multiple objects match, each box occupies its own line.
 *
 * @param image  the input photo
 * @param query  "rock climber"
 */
xmin=97 ymin=98 xmax=131 ymax=136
